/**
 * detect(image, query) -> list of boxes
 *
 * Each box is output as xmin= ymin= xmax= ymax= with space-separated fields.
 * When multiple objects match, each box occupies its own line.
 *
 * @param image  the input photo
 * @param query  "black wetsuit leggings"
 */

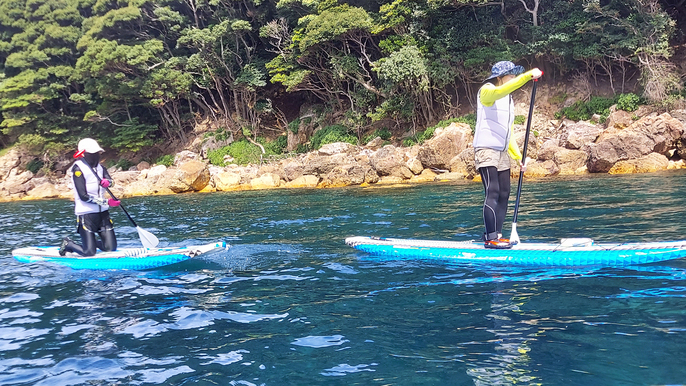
xmin=66 ymin=212 xmax=117 ymax=256
xmin=479 ymin=166 xmax=511 ymax=241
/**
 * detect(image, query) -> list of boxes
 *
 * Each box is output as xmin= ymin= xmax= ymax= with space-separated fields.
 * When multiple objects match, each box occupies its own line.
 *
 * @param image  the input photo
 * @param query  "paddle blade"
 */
xmin=510 ymin=223 xmax=520 ymax=245
xmin=137 ymin=226 xmax=159 ymax=248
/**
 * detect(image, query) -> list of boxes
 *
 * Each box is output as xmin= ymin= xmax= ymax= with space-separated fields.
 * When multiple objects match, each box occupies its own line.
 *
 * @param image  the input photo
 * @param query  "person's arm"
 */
xmin=479 ymin=69 xmax=540 ymax=106
xmin=72 ymin=164 xmax=108 ymax=206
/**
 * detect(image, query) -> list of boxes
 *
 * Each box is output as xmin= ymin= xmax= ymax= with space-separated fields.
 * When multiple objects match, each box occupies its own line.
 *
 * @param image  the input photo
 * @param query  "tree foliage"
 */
xmin=0 ymin=0 xmax=682 ymax=156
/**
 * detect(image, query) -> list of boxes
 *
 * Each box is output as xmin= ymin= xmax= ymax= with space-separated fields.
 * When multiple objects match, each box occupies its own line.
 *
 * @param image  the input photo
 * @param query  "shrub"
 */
xmin=155 ymin=154 xmax=174 ymax=167
xmin=208 ymin=140 xmax=263 ymax=166
xmin=616 ymin=93 xmax=641 ymax=112
xmin=26 ymin=158 xmax=44 ymax=174
xmin=362 ymin=127 xmax=392 ymax=144
xmin=555 ymin=96 xmax=616 ymax=121
xmin=310 ymin=125 xmax=357 ymax=150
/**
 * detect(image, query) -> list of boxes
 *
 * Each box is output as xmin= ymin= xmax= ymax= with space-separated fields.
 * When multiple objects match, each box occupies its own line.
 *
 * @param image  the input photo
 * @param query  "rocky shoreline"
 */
xmin=1 ymin=108 xmax=685 ymax=203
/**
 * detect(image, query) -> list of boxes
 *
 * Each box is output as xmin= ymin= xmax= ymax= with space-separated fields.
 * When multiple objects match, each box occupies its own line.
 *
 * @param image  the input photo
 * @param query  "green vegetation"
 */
xmin=514 ymin=115 xmax=526 ymax=125
xmin=155 ymin=155 xmax=175 ymax=167
xmin=0 ymin=0 xmax=683 ymax=164
xmin=310 ymin=125 xmax=357 ymax=150
xmin=207 ymin=136 xmax=289 ymax=166
xmin=616 ymin=93 xmax=642 ymax=112
xmin=555 ymin=96 xmax=617 ymax=122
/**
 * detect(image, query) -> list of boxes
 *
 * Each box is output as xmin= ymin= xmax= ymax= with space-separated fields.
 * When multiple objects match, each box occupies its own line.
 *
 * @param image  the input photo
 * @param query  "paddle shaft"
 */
xmin=511 ymin=79 xmax=538 ymax=225
xmin=80 ymin=159 xmax=139 ymax=228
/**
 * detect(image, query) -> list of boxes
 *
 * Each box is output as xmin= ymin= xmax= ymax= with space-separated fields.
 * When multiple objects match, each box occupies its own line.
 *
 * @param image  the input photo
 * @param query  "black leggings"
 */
xmin=66 ymin=212 xmax=117 ymax=256
xmin=479 ymin=166 xmax=511 ymax=241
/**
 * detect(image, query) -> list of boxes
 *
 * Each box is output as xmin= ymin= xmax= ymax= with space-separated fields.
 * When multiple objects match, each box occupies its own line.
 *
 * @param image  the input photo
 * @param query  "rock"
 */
xmin=434 ymin=171 xmax=467 ymax=181
xmin=605 ymin=109 xmax=634 ymax=130
xmin=112 ymin=171 xmax=140 ymax=185
xmin=168 ymin=160 xmax=210 ymax=193
xmin=561 ymin=120 xmax=603 ymax=149
xmin=377 ymin=175 xmax=406 ymax=185
xmin=365 ymin=136 xmax=384 ymax=149
xmin=448 ymin=148 xmax=476 ymax=178
xmin=513 ymin=130 xmax=539 ymax=160
xmin=609 ymin=152 xmax=669 ymax=174
xmin=524 ymin=160 xmax=559 ymax=178
xmin=0 ymin=148 xmax=21 ymax=182
xmin=417 ymin=122 xmax=472 ymax=169
xmin=285 ymin=175 xmax=319 ymax=188
xmin=538 ymin=139 xmax=561 ymax=161
xmin=319 ymin=164 xmax=370 ymax=188
xmin=174 ymin=150 xmax=201 ymax=166
xmin=587 ymin=113 xmax=684 ymax=172
xmin=318 ymin=142 xmax=355 ymax=156
xmin=370 ymin=145 xmax=412 ymax=179
xmin=553 ymin=148 xmax=588 ymax=175
xmin=213 ymin=172 xmax=242 ymax=191
xmin=406 ymin=157 xmax=424 ymax=175
xmin=668 ymin=159 xmax=685 ymax=169
xmin=410 ymin=168 xmax=437 ymax=182
xmin=250 ymin=173 xmax=281 ymax=189
xmin=136 ymin=161 xmax=150 ymax=171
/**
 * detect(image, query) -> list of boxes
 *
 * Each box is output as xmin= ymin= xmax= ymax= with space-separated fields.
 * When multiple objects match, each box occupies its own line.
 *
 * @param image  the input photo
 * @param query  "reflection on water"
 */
xmin=1 ymin=171 xmax=686 ymax=385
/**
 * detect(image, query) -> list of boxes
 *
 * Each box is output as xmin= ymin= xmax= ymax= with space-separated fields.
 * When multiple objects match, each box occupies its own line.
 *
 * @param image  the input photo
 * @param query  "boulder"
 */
xmin=319 ymin=164 xmax=370 ymax=188
xmin=406 ymin=157 xmax=424 ymax=175
xmin=553 ymin=148 xmax=588 ymax=175
xmin=136 ymin=161 xmax=150 ymax=171
xmin=250 ymin=173 xmax=281 ymax=189
xmin=524 ymin=160 xmax=560 ymax=178
xmin=448 ymin=148 xmax=476 ymax=178
xmin=213 ymin=172 xmax=242 ymax=191
xmin=605 ymin=109 xmax=634 ymax=131
xmin=0 ymin=148 xmax=21 ymax=182
xmin=410 ymin=168 xmax=437 ymax=183
xmin=417 ymin=122 xmax=472 ymax=169
xmin=365 ymin=137 xmax=384 ymax=149
xmin=561 ymin=120 xmax=603 ymax=149
xmin=318 ymin=142 xmax=355 ymax=156
xmin=285 ymin=175 xmax=319 ymax=188
xmin=370 ymin=145 xmax=412 ymax=178
xmin=434 ymin=171 xmax=467 ymax=181
xmin=587 ymin=113 xmax=684 ymax=172
xmin=174 ymin=150 xmax=201 ymax=166
xmin=608 ymin=152 xmax=669 ymax=174
xmin=168 ymin=160 xmax=210 ymax=193
xmin=537 ymin=139 xmax=561 ymax=161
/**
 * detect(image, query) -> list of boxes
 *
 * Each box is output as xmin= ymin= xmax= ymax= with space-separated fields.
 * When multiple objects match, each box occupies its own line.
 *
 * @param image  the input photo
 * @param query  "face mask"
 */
xmin=83 ymin=152 xmax=101 ymax=167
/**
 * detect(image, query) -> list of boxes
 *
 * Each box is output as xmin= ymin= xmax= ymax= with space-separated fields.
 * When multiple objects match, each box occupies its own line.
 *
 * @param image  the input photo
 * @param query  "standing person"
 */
xmin=59 ymin=138 xmax=120 ymax=256
xmin=473 ymin=61 xmax=542 ymax=249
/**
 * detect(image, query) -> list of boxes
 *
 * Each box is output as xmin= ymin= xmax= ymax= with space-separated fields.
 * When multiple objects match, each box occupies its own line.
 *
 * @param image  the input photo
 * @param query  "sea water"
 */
xmin=1 ymin=171 xmax=686 ymax=385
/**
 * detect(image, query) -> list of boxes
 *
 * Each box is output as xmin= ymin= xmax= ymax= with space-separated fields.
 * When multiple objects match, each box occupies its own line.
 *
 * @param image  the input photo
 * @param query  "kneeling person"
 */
xmin=60 ymin=138 xmax=120 ymax=256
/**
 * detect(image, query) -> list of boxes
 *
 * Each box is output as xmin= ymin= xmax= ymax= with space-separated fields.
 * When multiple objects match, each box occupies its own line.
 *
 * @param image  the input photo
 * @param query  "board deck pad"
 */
xmin=12 ymin=242 xmax=228 ymax=270
xmin=345 ymin=236 xmax=686 ymax=266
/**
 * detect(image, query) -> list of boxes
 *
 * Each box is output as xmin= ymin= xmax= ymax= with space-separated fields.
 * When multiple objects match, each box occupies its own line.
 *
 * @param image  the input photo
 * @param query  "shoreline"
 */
xmin=1 ymin=109 xmax=685 ymax=203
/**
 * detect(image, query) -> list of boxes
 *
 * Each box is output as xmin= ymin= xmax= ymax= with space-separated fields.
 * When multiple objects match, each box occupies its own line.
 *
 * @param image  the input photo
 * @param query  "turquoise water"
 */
xmin=2 ymin=171 xmax=686 ymax=385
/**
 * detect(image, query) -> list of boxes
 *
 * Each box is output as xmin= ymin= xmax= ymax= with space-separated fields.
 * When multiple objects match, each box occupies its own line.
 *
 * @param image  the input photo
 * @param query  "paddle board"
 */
xmin=345 ymin=236 xmax=686 ymax=266
xmin=12 ymin=241 xmax=228 ymax=270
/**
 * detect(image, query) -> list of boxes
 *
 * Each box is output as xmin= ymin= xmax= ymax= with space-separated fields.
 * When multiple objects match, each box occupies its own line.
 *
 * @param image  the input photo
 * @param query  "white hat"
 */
xmin=77 ymin=138 xmax=104 ymax=154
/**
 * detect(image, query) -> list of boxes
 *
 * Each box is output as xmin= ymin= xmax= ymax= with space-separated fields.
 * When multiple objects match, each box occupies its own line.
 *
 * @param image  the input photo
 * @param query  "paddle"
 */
xmin=76 ymin=155 xmax=159 ymax=249
xmin=509 ymin=78 xmax=539 ymax=245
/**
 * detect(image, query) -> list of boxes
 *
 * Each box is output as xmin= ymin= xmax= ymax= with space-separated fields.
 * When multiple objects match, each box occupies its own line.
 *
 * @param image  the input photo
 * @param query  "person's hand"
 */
xmin=531 ymin=68 xmax=543 ymax=80
xmin=100 ymin=179 xmax=111 ymax=188
xmin=108 ymin=198 xmax=121 ymax=207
